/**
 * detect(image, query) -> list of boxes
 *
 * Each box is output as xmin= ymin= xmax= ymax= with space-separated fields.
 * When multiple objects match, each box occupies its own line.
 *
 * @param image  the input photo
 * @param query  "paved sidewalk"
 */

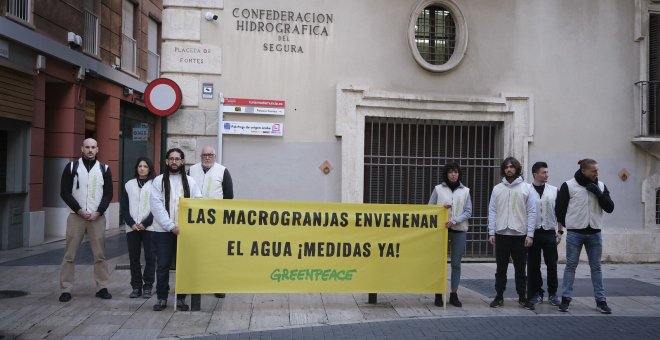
xmin=1 ymin=229 xmax=659 ymax=339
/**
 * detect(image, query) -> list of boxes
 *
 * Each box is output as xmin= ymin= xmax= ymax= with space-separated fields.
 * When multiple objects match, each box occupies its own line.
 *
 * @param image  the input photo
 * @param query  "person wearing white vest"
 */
xmin=189 ymin=146 xmax=234 ymax=200
xmin=58 ymin=138 xmax=113 ymax=303
xmin=526 ymin=162 xmax=564 ymax=308
xmin=487 ymin=157 xmax=536 ymax=309
xmin=428 ymin=162 xmax=472 ymax=308
xmin=120 ymin=157 xmax=156 ymax=299
xmin=150 ymin=148 xmax=202 ymax=312
xmin=555 ymin=159 xmax=615 ymax=314
xmin=189 ymin=145 xmax=234 ymax=299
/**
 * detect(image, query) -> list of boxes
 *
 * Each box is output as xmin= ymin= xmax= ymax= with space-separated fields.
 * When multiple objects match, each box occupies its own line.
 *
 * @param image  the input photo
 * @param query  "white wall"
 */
xmin=163 ymin=0 xmax=659 ymax=261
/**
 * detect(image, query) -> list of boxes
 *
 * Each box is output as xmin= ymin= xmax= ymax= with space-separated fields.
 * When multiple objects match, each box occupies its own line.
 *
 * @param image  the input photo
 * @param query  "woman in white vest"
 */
xmin=428 ymin=162 xmax=472 ymax=307
xmin=120 ymin=157 xmax=156 ymax=299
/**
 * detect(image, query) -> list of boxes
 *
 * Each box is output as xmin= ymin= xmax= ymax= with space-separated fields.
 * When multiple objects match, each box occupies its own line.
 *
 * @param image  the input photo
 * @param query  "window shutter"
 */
xmin=0 ymin=67 xmax=34 ymax=122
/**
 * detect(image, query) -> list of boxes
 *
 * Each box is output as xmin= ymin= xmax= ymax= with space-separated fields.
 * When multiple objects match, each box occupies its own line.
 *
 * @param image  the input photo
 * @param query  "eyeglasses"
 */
xmin=201 ymin=153 xmax=215 ymax=158
xmin=168 ymin=157 xmax=182 ymax=162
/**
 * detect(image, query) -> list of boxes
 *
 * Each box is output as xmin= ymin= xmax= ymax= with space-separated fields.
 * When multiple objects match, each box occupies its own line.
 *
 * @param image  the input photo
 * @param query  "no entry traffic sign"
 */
xmin=144 ymin=78 xmax=182 ymax=116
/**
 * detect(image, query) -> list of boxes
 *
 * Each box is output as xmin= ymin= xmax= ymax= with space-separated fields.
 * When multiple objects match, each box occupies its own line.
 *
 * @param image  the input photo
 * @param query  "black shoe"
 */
xmin=176 ymin=299 xmax=189 ymax=311
xmin=129 ymin=288 xmax=141 ymax=298
xmin=142 ymin=288 xmax=152 ymax=299
xmin=489 ymin=296 xmax=503 ymax=308
xmin=59 ymin=292 xmax=72 ymax=302
xmin=95 ymin=288 xmax=112 ymax=299
xmin=518 ymin=296 xmax=535 ymax=310
xmin=214 ymin=293 xmax=226 ymax=298
xmin=434 ymin=294 xmax=444 ymax=307
xmin=558 ymin=296 xmax=571 ymax=312
xmin=153 ymin=299 xmax=167 ymax=311
xmin=596 ymin=300 xmax=612 ymax=314
xmin=449 ymin=292 xmax=462 ymax=307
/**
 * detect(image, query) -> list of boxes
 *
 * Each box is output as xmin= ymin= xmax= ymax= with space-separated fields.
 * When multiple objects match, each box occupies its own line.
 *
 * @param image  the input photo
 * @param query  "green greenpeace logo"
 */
xmin=270 ymin=268 xmax=357 ymax=282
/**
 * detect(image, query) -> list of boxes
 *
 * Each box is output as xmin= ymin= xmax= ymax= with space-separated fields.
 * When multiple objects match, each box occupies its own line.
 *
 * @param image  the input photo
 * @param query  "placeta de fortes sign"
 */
xmin=224 ymin=97 xmax=285 ymax=115
xmin=223 ymin=121 xmax=283 ymax=136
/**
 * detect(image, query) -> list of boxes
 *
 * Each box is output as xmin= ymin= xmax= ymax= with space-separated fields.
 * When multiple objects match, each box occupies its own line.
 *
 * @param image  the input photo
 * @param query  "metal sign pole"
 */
xmin=218 ymin=93 xmax=224 ymax=164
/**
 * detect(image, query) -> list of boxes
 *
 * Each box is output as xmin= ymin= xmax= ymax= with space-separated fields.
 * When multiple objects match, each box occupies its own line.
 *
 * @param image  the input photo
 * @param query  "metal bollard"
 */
xmin=191 ymin=294 xmax=201 ymax=311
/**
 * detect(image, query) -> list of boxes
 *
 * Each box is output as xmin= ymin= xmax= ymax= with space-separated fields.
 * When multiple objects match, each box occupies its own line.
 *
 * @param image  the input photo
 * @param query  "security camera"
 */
xmin=205 ymin=12 xmax=218 ymax=21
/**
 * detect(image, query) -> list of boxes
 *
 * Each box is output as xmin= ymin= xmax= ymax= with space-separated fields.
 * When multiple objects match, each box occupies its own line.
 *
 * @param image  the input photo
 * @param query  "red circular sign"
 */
xmin=144 ymin=78 xmax=183 ymax=116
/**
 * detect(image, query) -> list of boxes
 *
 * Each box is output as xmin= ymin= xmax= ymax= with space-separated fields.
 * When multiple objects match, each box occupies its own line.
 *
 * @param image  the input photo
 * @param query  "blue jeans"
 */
xmin=152 ymin=231 xmax=186 ymax=301
xmin=561 ymin=231 xmax=605 ymax=302
xmin=448 ymin=231 xmax=466 ymax=291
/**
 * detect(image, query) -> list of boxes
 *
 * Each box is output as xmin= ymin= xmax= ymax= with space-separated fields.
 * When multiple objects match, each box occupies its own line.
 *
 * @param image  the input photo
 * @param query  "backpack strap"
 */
xmin=70 ymin=160 xmax=80 ymax=189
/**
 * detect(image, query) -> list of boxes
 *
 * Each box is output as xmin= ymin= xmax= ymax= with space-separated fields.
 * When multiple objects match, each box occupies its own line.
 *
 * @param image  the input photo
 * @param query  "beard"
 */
xmin=167 ymin=164 xmax=180 ymax=174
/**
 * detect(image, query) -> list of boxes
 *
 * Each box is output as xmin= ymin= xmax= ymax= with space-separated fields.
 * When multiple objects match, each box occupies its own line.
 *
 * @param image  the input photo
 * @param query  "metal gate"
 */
xmin=363 ymin=117 xmax=502 ymax=258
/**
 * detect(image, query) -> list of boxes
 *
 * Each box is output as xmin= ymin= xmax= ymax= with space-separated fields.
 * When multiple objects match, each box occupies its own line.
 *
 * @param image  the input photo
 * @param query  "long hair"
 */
xmin=163 ymin=148 xmax=190 ymax=215
xmin=500 ymin=157 xmax=522 ymax=177
xmin=442 ymin=162 xmax=462 ymax=184
xmin=578 ymin=158 xmax=597 ymax=170
xmin=133 ymin=157 xmax=155 ymax=180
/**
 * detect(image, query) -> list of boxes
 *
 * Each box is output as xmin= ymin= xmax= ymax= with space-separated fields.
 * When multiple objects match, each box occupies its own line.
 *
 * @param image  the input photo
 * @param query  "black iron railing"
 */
xmin=636 ymin=81 xmax=660 ymax=136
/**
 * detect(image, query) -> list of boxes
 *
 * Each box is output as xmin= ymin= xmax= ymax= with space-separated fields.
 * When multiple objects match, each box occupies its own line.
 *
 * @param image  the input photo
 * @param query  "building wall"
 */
xmin=162 ymin=0 xmax=659 ymax=261
xmin=0 ymin=0 xmax=162 ymax=248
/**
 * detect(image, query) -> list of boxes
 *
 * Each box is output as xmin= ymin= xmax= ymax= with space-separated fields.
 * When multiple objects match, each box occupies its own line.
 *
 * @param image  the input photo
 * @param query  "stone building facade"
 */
xmin=160 ymin=0 xmax=659 ymax=262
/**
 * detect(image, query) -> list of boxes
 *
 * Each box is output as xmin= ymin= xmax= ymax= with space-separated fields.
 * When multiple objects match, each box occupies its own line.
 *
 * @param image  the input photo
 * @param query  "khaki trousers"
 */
xmin=59 ymin=214 xmax=110 ymax=292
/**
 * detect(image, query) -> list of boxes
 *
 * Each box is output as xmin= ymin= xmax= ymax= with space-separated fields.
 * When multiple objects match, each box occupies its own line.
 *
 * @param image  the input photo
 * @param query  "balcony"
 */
xmin=83 ymin=10 xmax=98 ymax=56
xmin=5 ymin=0 xmax=31 ymax=23
xmin=121 ymin=34 xmax=136 ymax=74
xmin=632 ymin=81 xmax=660 ymax=160
xmin=147 ymin=50 xmax=160 ymax=82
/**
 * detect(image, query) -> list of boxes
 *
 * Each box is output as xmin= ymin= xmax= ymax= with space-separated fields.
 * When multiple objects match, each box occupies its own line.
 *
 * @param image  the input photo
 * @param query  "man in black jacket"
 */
xmin=58 ymin=138 xmax=113 ymax=302
xmin=555 ymin=159 xmax=614 ymax=314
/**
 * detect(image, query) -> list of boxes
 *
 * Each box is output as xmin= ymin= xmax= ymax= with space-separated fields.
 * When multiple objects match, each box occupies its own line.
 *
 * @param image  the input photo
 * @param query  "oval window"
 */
xmin=409 ymin=0 xmax=468 ymax=72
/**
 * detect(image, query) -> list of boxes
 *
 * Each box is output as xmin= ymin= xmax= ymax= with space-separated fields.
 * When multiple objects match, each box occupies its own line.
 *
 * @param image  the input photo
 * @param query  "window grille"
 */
xmin=83 ymin=10 xmax=99 ymax=56
xmin=5 ymin=0 xmax=31 ymax=22
xmin=364 ymin=117 xmax=502 ymax=258
xmin=415 ymin=5 xmax=456 ymax=65
xmin=647 ymin=14 xmax=660 ymax=134
xmin=656 ymin=189 xmax=660 ymax=224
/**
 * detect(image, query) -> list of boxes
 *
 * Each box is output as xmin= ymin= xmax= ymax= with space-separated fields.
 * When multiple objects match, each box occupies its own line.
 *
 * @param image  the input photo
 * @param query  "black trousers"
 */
xmin=126 ymin=230 xmax=156 ymax=290
xmin=526 ymin=229 xmax=558 ymax=299
xmin=494 ymin=234 xmax=527 ymax=297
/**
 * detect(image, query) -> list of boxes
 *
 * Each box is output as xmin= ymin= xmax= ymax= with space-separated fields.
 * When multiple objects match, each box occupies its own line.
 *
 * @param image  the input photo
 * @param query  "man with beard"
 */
xmin=488 ymin=157 xmax=536 ymax=309
xmin=150 ymin=148 xmax=202 ymax=311
xmin=555 ymin=159 xmax=615 ymax=314
xmin=189 ymin=145 xmax=234 ymax=200
xmin=189 ymin=145 xmax=234 ymax=298
xmin=58 ymin=138 xmax=113 ymax=302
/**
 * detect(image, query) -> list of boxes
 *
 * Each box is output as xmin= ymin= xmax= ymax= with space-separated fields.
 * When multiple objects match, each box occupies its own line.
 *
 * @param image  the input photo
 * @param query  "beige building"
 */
xmin=160 ymin=0 xmax=660 ymax=262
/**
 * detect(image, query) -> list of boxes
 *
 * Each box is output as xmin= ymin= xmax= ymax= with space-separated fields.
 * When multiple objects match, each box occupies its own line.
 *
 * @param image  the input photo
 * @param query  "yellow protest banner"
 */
xmin=175 ymin=199 xmax=447 ymax=294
